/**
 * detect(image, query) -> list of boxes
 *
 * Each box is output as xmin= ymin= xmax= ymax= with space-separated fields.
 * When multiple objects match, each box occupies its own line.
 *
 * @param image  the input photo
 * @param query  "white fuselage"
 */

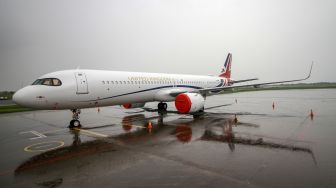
xmin=13 ymin=69 xmax=228 ymax=110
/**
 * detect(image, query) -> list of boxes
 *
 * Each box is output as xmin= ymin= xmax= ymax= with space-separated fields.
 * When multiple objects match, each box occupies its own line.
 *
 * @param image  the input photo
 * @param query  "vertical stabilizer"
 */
xmin=219 ymin=53 xmax=232 ymax=79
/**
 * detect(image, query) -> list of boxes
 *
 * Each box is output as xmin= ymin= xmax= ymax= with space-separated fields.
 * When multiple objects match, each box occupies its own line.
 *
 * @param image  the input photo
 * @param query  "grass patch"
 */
xmin=0 ymin=105 xmax=33 ymax=114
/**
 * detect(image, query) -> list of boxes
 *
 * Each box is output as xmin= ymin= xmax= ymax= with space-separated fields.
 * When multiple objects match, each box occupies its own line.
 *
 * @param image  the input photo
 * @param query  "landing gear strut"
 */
xmin=158 ymin=102 xmax=168 ymax=113
xmin=69 ymin=109 xmax=81 ymax=128
xmin=193 ymin=107 xmax=205 ymax=119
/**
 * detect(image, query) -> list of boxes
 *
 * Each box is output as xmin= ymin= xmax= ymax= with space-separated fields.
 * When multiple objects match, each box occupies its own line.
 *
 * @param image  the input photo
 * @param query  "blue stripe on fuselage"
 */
xmin=75 ymin=85 xmax=203 ymax=102
xmin=216 ymin=79 xmax=224 ymax=87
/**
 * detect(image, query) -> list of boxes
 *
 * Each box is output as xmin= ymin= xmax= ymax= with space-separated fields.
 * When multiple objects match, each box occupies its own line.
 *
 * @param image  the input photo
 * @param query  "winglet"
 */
xmin=306 ymin=62 xmax=313 ymax=80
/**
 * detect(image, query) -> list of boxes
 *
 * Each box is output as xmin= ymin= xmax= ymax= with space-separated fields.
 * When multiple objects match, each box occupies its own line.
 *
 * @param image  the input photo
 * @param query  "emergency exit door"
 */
xmin=74 ymin=72 xmax=89 ymax=94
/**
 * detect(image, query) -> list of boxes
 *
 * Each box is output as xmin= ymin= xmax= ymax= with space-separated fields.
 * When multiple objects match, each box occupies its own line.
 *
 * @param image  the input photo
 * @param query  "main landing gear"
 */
xmin=193 ymin=107 xmax=205 ymax=119
xmin=157 ymin=102 xmax=168 ymax=113
xmin=69 ymin=109 xmax=81 ymax=128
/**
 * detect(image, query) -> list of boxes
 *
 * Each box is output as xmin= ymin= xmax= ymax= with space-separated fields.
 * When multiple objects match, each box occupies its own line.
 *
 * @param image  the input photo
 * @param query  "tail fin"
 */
xmin=219 ymin=53 xmax=232 ymax=79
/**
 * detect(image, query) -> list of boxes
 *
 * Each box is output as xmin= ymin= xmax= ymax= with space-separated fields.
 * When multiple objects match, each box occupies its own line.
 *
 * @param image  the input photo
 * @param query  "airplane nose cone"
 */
xmin=13 ymin=88 xmax=28 ymax=107
xmin=13 ymin=90 xmax=22 ymax=105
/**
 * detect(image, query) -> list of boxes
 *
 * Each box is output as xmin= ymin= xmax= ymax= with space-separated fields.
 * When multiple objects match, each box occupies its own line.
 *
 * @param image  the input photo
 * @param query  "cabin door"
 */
xmin=74 ymin=72 xmax=89 ymax=94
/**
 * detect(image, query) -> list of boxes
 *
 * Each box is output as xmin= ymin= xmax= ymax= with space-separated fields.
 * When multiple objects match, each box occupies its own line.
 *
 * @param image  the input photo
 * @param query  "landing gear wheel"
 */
xmin=69 ymin=120 xmax=81 ymax=128
xmin=163 ymin=103 xmax=168 ymax=110
xmin=69 ymin=109 xmax=82 ymax=128
xmin=193 ymin=108 xmax=205 ymax=119
xmin=158 ymin=102 xmax=168 ymax=113
xmin=73 ymin=120 xmax=81 ymax=127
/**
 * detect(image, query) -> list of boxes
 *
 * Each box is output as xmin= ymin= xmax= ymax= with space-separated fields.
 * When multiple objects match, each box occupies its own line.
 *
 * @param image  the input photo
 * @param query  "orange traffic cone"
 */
xmin=148 ymin=121 xmax=153 ymax=129
xmin=148 ymin=121 xmax=153 ymax=133
xmin=310 ymin=109 xmax=314 ymax=120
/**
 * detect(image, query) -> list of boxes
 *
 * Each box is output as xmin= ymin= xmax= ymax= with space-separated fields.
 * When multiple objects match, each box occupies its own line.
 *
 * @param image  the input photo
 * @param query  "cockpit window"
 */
xmin=52 ymin=79 xmax=61 ymax=86
xmin=32 ymin=78 xmax=62 ymax=86
xmin=42 ymin=79 xmax=52 ymax=85
xmin=32 ymin=79 xmax=43 ymax=85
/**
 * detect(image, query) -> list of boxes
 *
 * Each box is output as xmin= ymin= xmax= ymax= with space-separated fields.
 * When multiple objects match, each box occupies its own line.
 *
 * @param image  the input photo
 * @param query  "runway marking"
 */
xmin=132 ymin=125 xmax=147 ymax=129
xmin=41 ymin=128 xmax=68 ymax=134
xmin=19 ymin=130 xmax=47 ymax=140
xmin=73 ymin=128 xmax=108 ymax=138
xmin=24 ymin=141 xmax=64 ymax=152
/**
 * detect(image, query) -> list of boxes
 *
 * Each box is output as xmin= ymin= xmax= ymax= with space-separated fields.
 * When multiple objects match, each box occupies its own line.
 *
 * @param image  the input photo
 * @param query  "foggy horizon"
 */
xmin=1 ymin=0 xmax=335 ymax=91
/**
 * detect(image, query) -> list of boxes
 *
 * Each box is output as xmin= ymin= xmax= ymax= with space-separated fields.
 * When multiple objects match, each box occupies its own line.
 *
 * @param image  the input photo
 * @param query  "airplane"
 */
xmin=13 ymin=53 xmax=313 ymax=128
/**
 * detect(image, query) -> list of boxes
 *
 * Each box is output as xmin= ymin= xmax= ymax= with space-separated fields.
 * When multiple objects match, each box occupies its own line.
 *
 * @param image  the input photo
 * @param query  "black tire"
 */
xmin=193 ymin=112 xmax=205 ymax=119
xmin=158 ymin=103 xmax=164 ymax=111
xmin=69 ymin=120 xmax=75 ymax=128
xmin=73 ymin=120 xmax=81 ymax=127
xmin=69 ymin=119 xmax=81 ymax=128
xmin=163 ymin=103 xmax=168 ymax=110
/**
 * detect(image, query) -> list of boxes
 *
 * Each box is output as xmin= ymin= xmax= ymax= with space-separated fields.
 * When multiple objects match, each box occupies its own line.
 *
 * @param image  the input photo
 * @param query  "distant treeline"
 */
xmin=0 ymin=91 xmax=15 ymax=99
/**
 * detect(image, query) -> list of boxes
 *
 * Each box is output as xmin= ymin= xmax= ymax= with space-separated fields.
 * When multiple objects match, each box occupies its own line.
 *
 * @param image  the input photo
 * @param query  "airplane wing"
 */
xmin=229 ymin=78 xmax=258 ymax=84
xmin=166 ymin=78 xmax=258 ymax=97
xmin=142 ymin=102 xmax=235 ymax=113
xmin=199 ymin=63 xmax=313 ymax=93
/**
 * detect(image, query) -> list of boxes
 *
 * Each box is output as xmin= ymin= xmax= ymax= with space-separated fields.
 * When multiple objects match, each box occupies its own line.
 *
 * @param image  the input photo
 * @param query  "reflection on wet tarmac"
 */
xmin=70 ymin=129 xmax=81 ymax=146
xmin=15 ymin=112 xmax=317 ymax=174
xmin=200 ymin=115 xmax=316 ymax=164
xmin=121 ymin=114 xmax=147 ymax=132
xmin=6 ymin=90 xmax=336 ymax=187
xmin=174 ymin=125 xmax=192 ymax=143
xmin=15 ymin=139 xmax=116 ymax=174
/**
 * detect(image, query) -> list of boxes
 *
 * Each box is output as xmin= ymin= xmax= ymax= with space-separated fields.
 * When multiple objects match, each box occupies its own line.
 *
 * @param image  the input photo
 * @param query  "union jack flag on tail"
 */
xmin=219 ymin=53 xmax=232 ymax=79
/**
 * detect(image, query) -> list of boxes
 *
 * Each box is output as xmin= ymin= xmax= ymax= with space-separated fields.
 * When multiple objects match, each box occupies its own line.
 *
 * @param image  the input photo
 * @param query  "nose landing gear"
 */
xmin=69 ymin=109 xmax=81 ymax=128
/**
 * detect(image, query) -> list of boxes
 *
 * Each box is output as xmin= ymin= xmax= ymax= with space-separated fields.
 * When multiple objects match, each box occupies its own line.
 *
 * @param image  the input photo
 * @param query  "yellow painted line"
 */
xmin=24 ymin=141 xmax=65 ymax=152
xmin=41 ymin=128 xmax=68 ymax=134
xmin=73 ymin=128 xmax=108 ymax=138
xmin=132 ymin=125 xmax=147 ymax=129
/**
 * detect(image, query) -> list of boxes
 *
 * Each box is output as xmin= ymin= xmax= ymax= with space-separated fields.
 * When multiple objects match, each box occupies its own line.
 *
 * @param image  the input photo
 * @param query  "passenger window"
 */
xmin=102 ymin=81 xmax=105 ymax=84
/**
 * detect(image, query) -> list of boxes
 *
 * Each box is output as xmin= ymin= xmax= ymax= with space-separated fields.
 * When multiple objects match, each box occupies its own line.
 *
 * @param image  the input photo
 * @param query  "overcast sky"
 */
xmin=1 ymin=0 xmax=335 ymax=91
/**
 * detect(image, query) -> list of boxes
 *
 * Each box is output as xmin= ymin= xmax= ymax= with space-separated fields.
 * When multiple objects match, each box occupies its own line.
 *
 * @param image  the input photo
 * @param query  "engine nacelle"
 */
xmin=174 ymin=93 xmax=205 ymax=114
xmin=122 ymin=103 xmax=146 ymax=109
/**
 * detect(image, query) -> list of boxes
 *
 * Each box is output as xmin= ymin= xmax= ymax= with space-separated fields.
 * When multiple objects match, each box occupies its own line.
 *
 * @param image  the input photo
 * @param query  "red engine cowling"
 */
xmin=122 ymin=103 xmax=146 ymax=109
xmin=175 ymin=93 xmax=205 ymax=113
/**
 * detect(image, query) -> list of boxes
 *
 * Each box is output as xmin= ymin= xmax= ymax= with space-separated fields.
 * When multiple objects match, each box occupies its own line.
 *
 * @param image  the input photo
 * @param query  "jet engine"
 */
xmin=174 ymin=93 xmax=205 ymax=113
xmin=122 ymin=103 xmax=146 ymax=109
